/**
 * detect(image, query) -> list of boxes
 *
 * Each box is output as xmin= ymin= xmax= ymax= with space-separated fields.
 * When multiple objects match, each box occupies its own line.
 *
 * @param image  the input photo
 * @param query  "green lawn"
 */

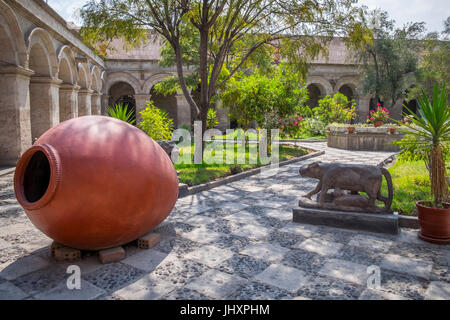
xmin=381 ymin=159 xmax=434 ymax=216
xmin=212 ymin=129 xmax=326 ymax=141
xmin=174 ymin=142 xmax=308 ymax=186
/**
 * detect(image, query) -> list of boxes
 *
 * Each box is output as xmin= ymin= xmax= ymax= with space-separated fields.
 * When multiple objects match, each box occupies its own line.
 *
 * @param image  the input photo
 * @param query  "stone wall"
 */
xmin=327 ymin=127 xmax=404 ymax=152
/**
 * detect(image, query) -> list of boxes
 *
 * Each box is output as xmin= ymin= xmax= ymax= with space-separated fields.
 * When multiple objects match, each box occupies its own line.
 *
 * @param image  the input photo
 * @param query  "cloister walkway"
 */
xmin=0 ymin=143 xmax=448 ymax=300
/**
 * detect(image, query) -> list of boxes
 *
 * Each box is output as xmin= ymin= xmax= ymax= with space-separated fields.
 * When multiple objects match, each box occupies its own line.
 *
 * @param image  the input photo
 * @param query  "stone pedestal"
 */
xmin=29 ymin=76 xmax=62 ymax=142
xmin=292 ymin=206 xmax=399 ymax=235
xmin=78 ymin=88 xmax=93 ymax=116
xmin=59 ymin=83 xmax=79 ymax=122
xmin=0 ymin=66 xmax=34 ymax=165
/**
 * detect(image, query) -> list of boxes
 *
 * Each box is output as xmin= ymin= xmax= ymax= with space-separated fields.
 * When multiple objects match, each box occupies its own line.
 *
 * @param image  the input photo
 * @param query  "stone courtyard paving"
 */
xmin=0 ymin=142 xmax=449 ymax=300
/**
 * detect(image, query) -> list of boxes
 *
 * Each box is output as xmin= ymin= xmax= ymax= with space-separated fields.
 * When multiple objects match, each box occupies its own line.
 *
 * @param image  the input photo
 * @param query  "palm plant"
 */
xmin=107 ymin=103 xmax=136 ymax=125
xmin=400 ymin=84 xmax=449 ymax=207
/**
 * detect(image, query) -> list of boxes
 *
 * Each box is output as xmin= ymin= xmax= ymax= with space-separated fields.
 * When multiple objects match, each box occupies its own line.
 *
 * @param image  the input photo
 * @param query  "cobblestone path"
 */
xmin=0 ymin=143 xmax=448 ymax=300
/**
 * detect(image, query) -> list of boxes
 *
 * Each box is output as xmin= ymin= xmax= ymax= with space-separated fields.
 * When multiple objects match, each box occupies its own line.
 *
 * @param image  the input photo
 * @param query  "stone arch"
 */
xmin=142 ymin=72 xmax=173 ymax=95
xmin=0 ymin=1 xmax=27 ymax=67
xmin=77 ymin=62 xmax=90 ymax=89
xmin=26 ymin=28 xmax=58 ymax=77
xmin=27 ymin=28 xmax=60 ymax=142
xmin=108 ymin=81 xmax=136 ymax=122
xmin=306 ymin=83 xmax=322 ymax=108
xmin=57 ymin=46 xmax=76 ymax=84
xmin=334 ymin=77 xmax=360 ymax=95
xmin=90 ymin=65 xmax=103 ymax=115
xmin=90 ymin=65 xmax=102 ymax=92
xmin=335 ymin=77 xmax=360 ymax=108
xmin=106 ymin=72 xmax=141 ymax=95
xmin=57 ymin=46 xmax=78 ymax=122
xmin=306 ymin=76 xmax=333 ymax=96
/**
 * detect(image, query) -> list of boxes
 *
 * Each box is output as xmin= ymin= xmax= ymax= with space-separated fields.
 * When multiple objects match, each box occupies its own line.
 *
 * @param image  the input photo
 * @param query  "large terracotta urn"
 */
xmin=14 ymin=116 xmax=179 ymax=250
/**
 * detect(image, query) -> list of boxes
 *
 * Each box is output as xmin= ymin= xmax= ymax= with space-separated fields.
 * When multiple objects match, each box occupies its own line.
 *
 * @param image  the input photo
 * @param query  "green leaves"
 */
xmin=138 ymin=101 xmax=174 ymax=141
xmin=220 ymin=64 xmax=308 ymax=129
xmin=206 ymin=108 xmax=219 ymax=129
xmin=397 ymin=84 xmax=449 ymax=206
xmin=401 ymin=84 xmax=450 ymax=147
xmin=107 ymin=103 xmax=136 ymax=125
xmin=313 ymin=92 xmax=356 ymax=124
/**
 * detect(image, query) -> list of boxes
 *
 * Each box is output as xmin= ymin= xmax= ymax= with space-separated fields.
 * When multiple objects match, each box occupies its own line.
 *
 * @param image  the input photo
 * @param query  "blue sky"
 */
xmin=48 ymin=0 xmax=450 ymax=33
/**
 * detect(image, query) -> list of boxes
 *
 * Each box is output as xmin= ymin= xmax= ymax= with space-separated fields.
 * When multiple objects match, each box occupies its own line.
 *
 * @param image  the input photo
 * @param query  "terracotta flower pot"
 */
xmin=347 ymin=126 xmax=355 ymax=134
xmin=373 ymin=121 xmax=384 ymax=127
xmin=389 ymin=128 xmax=395 ymax=134
xmin=14 ymin=116 xmax=179 ymax=250
xmin=416 ymin=201 xmax=450 ymax=244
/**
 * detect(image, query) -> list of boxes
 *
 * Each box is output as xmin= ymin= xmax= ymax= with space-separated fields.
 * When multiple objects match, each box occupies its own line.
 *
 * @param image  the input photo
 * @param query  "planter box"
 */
xmin=327 ymin=126 xmax=404 ymax=152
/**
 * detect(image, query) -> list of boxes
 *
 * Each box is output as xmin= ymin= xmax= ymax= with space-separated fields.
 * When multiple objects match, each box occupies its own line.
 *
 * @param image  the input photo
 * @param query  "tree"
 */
xmin=80 ymin=0 xmax=369 ymax=141
xmin=408 ymin=17 xmax=450 ymax=100
xmin=220 ymin=64 xmax=308 ymax=132
xmin=353 ymin=9 xmax=425 ymax=108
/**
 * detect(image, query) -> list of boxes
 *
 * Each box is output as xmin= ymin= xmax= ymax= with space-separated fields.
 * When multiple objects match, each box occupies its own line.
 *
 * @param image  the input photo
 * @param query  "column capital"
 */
xmin=59 ymin=83 xmax=80 ymax=92
xmin=78 ymin=88 xmax=94 ymax=95
xmin=30 ymin=76 xmax=63 ymax=85
xmin=0 ymin=65 xmax=34 ymax=77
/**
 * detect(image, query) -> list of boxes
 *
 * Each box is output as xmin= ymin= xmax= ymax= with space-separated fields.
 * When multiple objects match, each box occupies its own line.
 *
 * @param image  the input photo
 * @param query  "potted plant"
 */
xmin=400 ymin=85 xmax=450 ymax=244
xmin=367 ymin=104 xmax=390 ymax=127
xmin=347 ymin=125 xmax=355 ymax=134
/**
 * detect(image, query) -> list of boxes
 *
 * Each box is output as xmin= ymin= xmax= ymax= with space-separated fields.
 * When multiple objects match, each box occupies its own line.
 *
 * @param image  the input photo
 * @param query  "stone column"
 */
xmin=175 ymin=93 xmax=191 ymax=128
xmin=91 ymin=92 xmax=102 ymax=115
xmin=391 ymin=99 xmax=404 ymax=120
xmin=134 ymin=94 xmax=152 ymax=124
xmin=0 ymin=66 xmax=34 ymax=165
xmin=78 ymin=89 xmax=93 ymax=116
xmin=356 ymin=95 xmax=371 ymax=123
xmin=59 ymin=84 xmax=80 ymax=122
xmin=29 ymin=76 xmax=62 ymax=143
xmin=101 ymin=94 xmax=109 ymax=115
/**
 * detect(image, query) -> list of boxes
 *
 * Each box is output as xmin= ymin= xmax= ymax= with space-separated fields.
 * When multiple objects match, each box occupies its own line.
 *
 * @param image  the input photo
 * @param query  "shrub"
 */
xmin=312 ymin=93 xmax=356 ymax=125
xmin=303 ymin=117 xmax=328 ymax=136
xmin=279 ymin=115 xmax=304 ymax=138
xmin=107 ymin=103 xmax=135 ymax=125
xmin=139 ymin=101 xmax=174 ymax=141
xmin=207 ymin=108 xmax=219 ymax=129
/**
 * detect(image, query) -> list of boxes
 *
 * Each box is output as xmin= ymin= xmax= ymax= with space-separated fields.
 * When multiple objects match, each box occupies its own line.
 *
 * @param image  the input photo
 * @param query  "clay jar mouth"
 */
xmin=14 ymin=144 xmax=61 ymax=210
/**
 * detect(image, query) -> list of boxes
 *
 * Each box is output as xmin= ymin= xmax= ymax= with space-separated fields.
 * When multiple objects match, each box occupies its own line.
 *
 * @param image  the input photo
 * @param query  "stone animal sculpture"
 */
xmin=14 ymin=116 xmax=179 ymax=250
xmin=298 ymin=161 xmax=393 ymax=213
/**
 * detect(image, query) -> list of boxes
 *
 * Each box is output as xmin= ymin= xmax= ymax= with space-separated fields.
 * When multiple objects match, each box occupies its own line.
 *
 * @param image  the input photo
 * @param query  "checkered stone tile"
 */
xmin=184 ymin=245 xmax=234 ymax=268
xmin=217 ymin=254 xmax=270 ymax=279
xmin=180 ymin=227 xmax=225 ymax=244
xmin=185 ymin=269 xmax=248 ymax=299
xmin=380 ymin=254 xmax=433 ymax=280
xmin=239 ymin=242 xmax=289 ymax=263
xmin=318 ymin=259 xmax=370 ymax=285
xmin=230 ymin=223 xmax=271 ymax=241
xmin=254 ymin=264 xmax=310 ymax=293
xmin=348 ymin=234 xmax=394 ymax=253
xmin=294 ymin=238 xmax=344 ymax=257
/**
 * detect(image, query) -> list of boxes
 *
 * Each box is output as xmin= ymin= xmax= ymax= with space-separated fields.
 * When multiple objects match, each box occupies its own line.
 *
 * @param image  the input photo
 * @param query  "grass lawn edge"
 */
xmin=178 ymin=149 xmax=325 ymax=197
